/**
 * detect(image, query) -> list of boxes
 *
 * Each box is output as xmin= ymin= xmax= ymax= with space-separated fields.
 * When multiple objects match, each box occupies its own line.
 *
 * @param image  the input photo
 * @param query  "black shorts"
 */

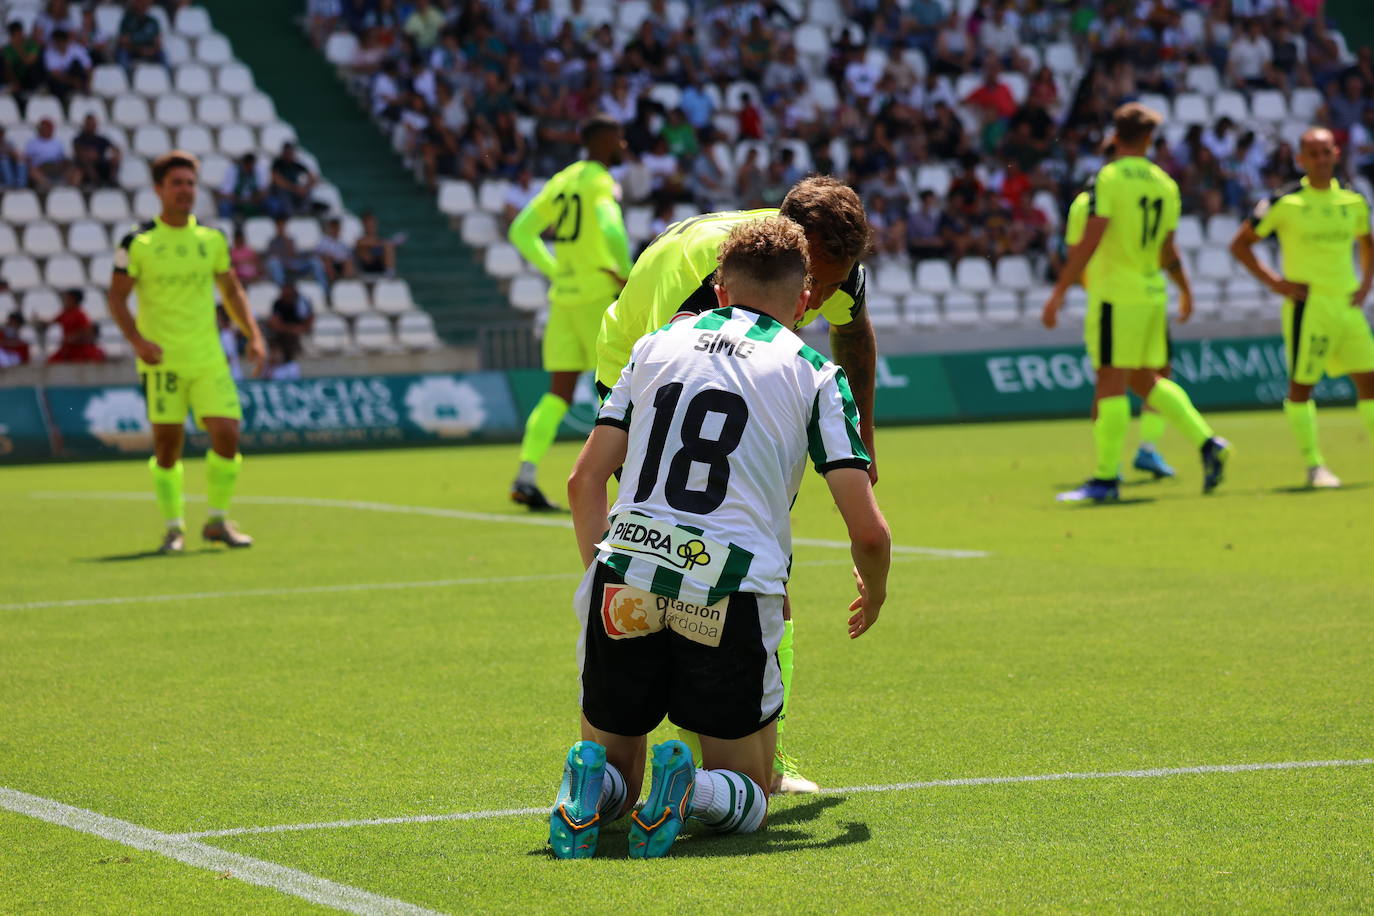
xmin=575 ymin=561 xmax=784 ymax=740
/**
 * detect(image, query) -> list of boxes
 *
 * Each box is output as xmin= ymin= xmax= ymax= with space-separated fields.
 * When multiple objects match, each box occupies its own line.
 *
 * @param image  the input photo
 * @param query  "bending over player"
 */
xmin=552 ymin=217 xmax=890 ymax=859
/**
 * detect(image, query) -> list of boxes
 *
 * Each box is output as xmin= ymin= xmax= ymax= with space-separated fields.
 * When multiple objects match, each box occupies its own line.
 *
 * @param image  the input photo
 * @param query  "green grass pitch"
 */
xmin=2 ymin=409 xmax=1372 ymax=913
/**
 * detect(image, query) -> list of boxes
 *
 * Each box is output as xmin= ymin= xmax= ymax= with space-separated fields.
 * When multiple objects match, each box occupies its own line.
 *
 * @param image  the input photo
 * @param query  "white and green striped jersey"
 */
xmin=595 ymin=305 xmax=870 ymax=602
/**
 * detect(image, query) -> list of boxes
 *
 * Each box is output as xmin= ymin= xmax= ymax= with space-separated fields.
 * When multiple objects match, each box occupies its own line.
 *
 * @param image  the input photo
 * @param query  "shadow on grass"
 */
xmin=530 ymin=795 xmax=869 ymax=860
xmin=1269 ymin=481 xmax=1374 ymax=495
xmin=80 ymin=548 xmax=223 ymax=563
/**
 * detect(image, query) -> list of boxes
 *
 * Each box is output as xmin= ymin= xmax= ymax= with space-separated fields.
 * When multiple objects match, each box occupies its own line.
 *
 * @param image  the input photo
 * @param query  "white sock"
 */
xmin=598 ymin=761 xmax=627 ymax=819
xmin=516 ymin=461 xmax=537 ymax=486
xmin=690 ymin=769 xmax=766 ymax=834
xmin=206 ymin=509 xmax=226 ymax=521
xmin=167 ymin=518 xmax=184 ymax=531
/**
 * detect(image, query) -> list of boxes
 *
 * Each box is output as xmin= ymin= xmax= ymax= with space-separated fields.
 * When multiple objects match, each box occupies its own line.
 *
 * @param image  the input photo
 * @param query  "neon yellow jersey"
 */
xmin=1064 ymin=189 xmax=1103 ymax=294
xmin=1250 ymin=176 xmax=1370 ymax=298
xmin=507 ymin=159 xmax=630 ymax=309
xmin=1087 ymin=156 xmax=1180 ymax=307
xmin=594 ymin=207 xmax=867 ymax=389
xmin=114 ymin=216 xmax=230 ymax=371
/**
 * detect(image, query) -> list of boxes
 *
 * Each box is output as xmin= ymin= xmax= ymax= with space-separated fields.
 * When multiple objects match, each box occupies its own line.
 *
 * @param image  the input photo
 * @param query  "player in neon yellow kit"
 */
xmin=1229 ymin=127 xmax=1374 ymax=488
xmin=1043 ymin=103 xmax=1229 ymax=502
xmin=1063 ymin=140 xmax=1182 ymax=480
xmin=107 ymin=150 xmax=265 ymax=552
xmin=506 ymin=115 xmax=631 ymax=511
xmin=594 ymin=177 xmax=877 ymax=795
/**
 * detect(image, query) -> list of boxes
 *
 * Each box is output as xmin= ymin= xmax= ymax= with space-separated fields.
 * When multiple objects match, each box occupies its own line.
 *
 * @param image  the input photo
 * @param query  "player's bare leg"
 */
xmin=512 ymin=370 xmax=578 ymax=511
xmin=201 ymin=416 xmax=252 ymax=547
xmin=151 ymin=422 xmax=186 ymax=553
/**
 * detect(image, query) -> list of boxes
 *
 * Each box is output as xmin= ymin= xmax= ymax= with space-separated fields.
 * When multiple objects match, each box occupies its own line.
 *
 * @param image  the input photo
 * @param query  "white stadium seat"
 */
xmin=259 ymin=122 xmax=297 ymax=153
xmin=311 ymin=313 xmax=350 ymax=354
xmin=1172 ymin=93 xmax=1209 ymax=125
xmin=132 ymin=64 xmax=171 ymax=97
xmin=373 ymin=279 xmax=414 ymax=314
xmin=1251 ymin=90 xmax=1287 ymax=123
xmin=197 ymin=34 xmax=234 ymax=67
xmin=477 ymin=179 xmax=508 ymax=213
xmin=905 ymin=292 xmax=939 ymax=328
xmin=915 ymin=164 xmax=952 ymax=196
xmin=1 ymin=190 xmax=43 ymax=225
xmin=1211 ymin=90 xmax=1248 ymax=122
xmin=983 ymin=291 xmax=1021 ymax=324
xmin=954 ymin=257 xmax=994 ymax=292
xmin=217 ymin=124 xmax=256 ymax=157
xmin=89 ymin=253 xmax=115 ymax=282
xmin=865 ymin=293 xmax=901 ymax=329
xmin=397 ymin=312 xmax=440 ymax=351
xmin=994 ymin=255 xmax=1033 ymax=289
xmin=0 ymin=224 xmax=17 ymax=257
xmin=943 ymin=291 xmax=981 ymax=325
xmin=132 ymin=125 xmax=172 ymax=159
xmin=1138 ymin=93 xmax=1171 ymax=122
xmin=1290 ymin=87 xmax=1323 ymax=121
xmin=285 ymin=218 xmax=322 ymax=252
xmin=24 ymin=290 xmax=62 ymax=322
xmin=174 ymin=5 xmax=213 ymax=37
xmin=196 ymin=94 xmax=235 ymax=126
xmin=914 ymin=259 xmax=953 ymax=294
xmin=438 ymin=180 xmax=477 ymax=217
xmin=509 ymin=275 xmax=547 ymax=312
xmin=324 ymin=31 xmax=359 ymax=67
xmin=132 ymin=188 xmax=161 ymax=219
xmin=67 ymin=96 xmax=108 ymax=125
xmin=295 ymin=281 xmax=326 ymax=310
xmin=118 ymin=158 xmax=152 ymax=189
xmin=162 ymin=34 xmax=191 ymax=67
xmin=216 ymin=63 xmax=255 ymax=96
xmin=90 ymin=189 xmax=131 ymax=224
xmin=68 ymin=220 xmax=109 ymax=256
xmin=874 ymin=261 xmax=914 ymax=296
xmin=154 ymin=94 xmax=194 ymax=128
xmin=2 ymin=256 xmax=43 ymax=291
xmin=484 ymin=243 xmax=523 ymax=279
xmin=174 ymin=125 xmax=215 ymax=156
xmin=0 ymin=95 xmax=20 ymax=125
xmin=1206 ymin=214 xmax=1241 ymax=247
xmin=44 ymin=254 xmax=87 ymax=288
xmin=1196 ymin=248 xmax=1233 ymax=281
xmin=238 ymin=93 xmax=276 ymax=127
xmin=1184 ymin=64 xmax=1220 ymax=95
xmin=246 ymin=282 xmax=279 ymax=319
xmin=1174 ymin=214 xmax=1204 ymax=250
xmin=45 ymin=187 xmax=86 ymax=223
xmin=91 ymin=63 xmax=129 ymax=97
xmin=111 ymin=95 xmax=151 ymax=128
xmin=461 ymin=212 xmax=498 ymax=247
xmin=175 ymin=63 xmax=214 ymax=96
xmin=329 ymin=280 xmax=370 ymax=316
xmin=243 ymin=217 xmax=276 ymax=251
xmin=352 ymin=312 xmax=395 ymax=353
xmin=1045 ymin=42 xmax=1077 ymax=75
xmin=24 ymin=95 xmax=63 ymax=126
xmin=21 ymin=222 xmax=64 ymax=257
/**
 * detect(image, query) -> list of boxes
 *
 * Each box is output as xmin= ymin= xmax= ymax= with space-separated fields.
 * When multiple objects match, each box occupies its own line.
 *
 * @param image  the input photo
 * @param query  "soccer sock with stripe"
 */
xmin=691 ymin=769 xmax=767 ymax=834
xmin=1145 ymin=378 xmax=1214 ymax=447
xmin=1358 ymin=400 xmax=1374 ymax=443
xmin=1093 ymin=395 xmax=1130 ymax=480
xmin=205 ymin=451 xmax=242 ymax=518
xmin=1283 ymin=399 xmax=1325 ymax=467
xmin=775 ymin=619 xmax=795 ymax=745
xmin=598 ymin=761 xmax=627 ymax=820
xmin=148 ymin=457 xmax=184 ymax=529
xmin=1138 ymin=408 xmax=1168 ymax=447
xmin=517 ymin=393 xmax=570 ymax=475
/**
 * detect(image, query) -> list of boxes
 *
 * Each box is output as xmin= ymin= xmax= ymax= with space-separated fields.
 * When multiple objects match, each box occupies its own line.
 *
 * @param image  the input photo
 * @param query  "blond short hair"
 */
xmin=152 ymin=150 xmax=201 ymax=185
xmin=715 ymin=216 xmax=811 ymax=294
xmin=1112 ymin=102 xmax=1163 ymax=146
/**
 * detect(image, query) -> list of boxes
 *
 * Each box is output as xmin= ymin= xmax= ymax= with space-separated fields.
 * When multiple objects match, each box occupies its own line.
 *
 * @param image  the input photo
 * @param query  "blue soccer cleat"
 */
xmin=628 ymin=740 xmax=695 ymax=859
xmin=1132 ymin=444 xmax=1175 ymax=479
xmin=549 ymin=740 xmax=606 ymax=859
xmin=1201 ymin=436 xmax=1231 ymax=494
xmin=1056 ymin=478 xmax=1121 ymax=503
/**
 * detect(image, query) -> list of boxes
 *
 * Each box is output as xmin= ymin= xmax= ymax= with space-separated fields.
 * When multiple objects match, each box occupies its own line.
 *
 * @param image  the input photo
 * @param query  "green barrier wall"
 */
xmin=2 ymin=336 xmax=1357 ymax=462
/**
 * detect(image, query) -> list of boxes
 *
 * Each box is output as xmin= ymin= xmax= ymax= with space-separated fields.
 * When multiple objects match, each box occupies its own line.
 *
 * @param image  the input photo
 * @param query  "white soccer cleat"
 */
xmin=775 ymin=772 xmax=821 ymax=795
xmin=1306 ymin=465 xmax=1341 ymax=489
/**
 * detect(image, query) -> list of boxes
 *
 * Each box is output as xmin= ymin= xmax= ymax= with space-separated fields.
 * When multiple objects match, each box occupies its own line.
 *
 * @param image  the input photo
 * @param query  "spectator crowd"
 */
xmin=310 ymin=0 xmax=1373 ymax=272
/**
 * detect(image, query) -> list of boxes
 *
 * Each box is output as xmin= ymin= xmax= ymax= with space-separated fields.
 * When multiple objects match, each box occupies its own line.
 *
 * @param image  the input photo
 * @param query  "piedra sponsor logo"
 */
xmin=83 ymin=389 xmax=152 ymax=451
xmin=608 ymin=518 xmax=712 ymax=571
xmin=404 ymin=377 xmax=487 ymax=437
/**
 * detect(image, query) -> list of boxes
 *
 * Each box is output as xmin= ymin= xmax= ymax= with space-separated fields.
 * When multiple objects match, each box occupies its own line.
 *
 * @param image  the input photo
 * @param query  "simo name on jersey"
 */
xmin=694 ymin=331 xmax=755 ymax=358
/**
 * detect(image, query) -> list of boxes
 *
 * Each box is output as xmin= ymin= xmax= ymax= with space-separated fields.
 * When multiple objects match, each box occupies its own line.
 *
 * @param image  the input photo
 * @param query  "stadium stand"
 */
xmin=0 ymin=0 xmax=448 ymax=369
xmin=306 ymin=0 xmax=1372 ymax=339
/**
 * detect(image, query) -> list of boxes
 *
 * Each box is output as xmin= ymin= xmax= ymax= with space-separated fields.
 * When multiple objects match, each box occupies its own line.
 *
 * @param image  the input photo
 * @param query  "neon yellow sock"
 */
xmin=676 ymin=728 xmax=703 ymax=765
xmin=1283 ymin=399 xmax=1324 ymax=467
xmin=1093 ymin=395 xmax=1130 ymax=480
xmin=1146 ymin=378 xmax=1213 ymax=447
xmin=205 ymin=451 xmax=242 ymax=514
xmin=1138 ymin=408 xmax=1168 ymax=446
xmin=776 ymin=618 xmax=795 ymax=740
xmin=517 ymin=393 xmax=569 ymax=466
xmin=148 ymin=457 xmax=184 ymax=524
xmin=1359 ymin=400 xmax=1374 ymax=442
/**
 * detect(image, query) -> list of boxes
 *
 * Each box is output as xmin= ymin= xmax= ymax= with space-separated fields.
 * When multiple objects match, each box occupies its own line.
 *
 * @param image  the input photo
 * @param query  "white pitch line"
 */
xmin=173 ymin=756 xmax=1374 ymax=840
xmin=28 ymin=490 xmax=990 ymax=558
xmin=0 ymin=786 xmax=444 ymax=916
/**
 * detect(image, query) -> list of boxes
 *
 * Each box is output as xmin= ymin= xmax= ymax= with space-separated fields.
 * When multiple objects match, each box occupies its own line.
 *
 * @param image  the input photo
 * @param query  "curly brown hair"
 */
xmin=714 ymin=215 xmax=811 ymax=292
xmin=778 ymin=175 xmax=872 ymax=265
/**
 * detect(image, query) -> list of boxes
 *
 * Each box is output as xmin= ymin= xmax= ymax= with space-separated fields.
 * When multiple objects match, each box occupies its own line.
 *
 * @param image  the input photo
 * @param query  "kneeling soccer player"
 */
xmin=552 ymin=217 xmax=891 ymax=859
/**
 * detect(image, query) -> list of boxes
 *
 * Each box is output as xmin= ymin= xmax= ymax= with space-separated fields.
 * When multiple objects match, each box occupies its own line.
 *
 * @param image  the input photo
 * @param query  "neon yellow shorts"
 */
xmin=543 ymin=300 xmax=612 ymax=372
xmin=1084 ymin=298 xmax=1169 ymax=370
xmin=1282 ymin=294 xmax=1374 ymax=386
xmin=141 ymin=361 xmax=242 ymax=427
